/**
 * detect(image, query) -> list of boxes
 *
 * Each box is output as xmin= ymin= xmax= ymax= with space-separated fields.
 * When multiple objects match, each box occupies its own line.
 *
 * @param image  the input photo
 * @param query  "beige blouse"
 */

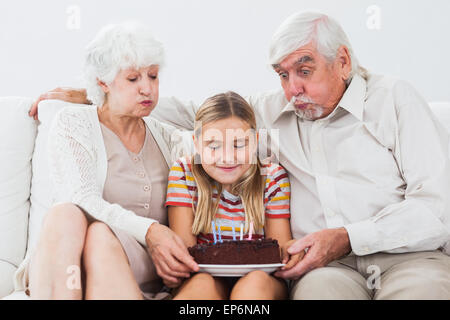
xmin=101 ymin=122 xmax=169 ymax=227
xmin=100 ymin=122 xmax=171 ymax=298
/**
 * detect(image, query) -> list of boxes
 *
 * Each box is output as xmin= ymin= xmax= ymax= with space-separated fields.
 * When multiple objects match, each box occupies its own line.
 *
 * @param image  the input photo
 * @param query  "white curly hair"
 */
xmin=83 ymin=21 xmax=165 ymax=107
xmin=269 ymin=11 xmax=367 ymax=82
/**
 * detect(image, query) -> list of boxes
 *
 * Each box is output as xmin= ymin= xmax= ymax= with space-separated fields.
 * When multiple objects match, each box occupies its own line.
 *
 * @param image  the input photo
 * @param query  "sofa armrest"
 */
xmin=0 ymin=97 xmax=36 ymax=298
xmin=0 ymin=261 xmax=16 ymax=298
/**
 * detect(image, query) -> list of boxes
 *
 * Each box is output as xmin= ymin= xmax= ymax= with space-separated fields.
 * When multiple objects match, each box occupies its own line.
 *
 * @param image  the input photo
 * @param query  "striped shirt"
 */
xmin=165 ymin=157 xmax=291 ymax=244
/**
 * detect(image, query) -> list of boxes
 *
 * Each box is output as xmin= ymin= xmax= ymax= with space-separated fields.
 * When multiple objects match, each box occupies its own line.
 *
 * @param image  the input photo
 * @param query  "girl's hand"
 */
xmin=280 ymin=239 xmax=305 ymax=271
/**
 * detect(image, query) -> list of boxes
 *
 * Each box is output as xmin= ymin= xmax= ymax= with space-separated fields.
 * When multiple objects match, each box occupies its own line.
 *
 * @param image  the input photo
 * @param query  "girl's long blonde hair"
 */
xmin=191 ymin=91 xmax=265 ymax=235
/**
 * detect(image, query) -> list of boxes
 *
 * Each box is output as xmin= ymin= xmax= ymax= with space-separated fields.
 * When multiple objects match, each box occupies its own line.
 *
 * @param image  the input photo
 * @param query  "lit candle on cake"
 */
xmin=212 ymin=221 xmax=217 ymax=244
xmin=248 ymin=221 xmax=253 ymax=240
xmin=218 ymin=222 xmax=223 ymax=243
xmin=232 ymin=221 xmax=236 ymax=241
xmin=239 ymin=223 xmax=244 ymax=240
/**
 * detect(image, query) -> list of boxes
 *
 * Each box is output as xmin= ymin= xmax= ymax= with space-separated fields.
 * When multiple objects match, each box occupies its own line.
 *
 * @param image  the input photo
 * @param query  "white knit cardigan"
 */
xmin=48 ymin=105 xmax=185 ymax=244
xmin=14 ymin=104 xmax=192 ymax=292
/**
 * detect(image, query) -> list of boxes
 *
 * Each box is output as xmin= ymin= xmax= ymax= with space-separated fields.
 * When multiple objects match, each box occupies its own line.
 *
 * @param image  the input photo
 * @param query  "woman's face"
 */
xmin=194 ymin=116 xmax=258 ymax=191
xmin=100 ymin=65 xmax=159 ymax=117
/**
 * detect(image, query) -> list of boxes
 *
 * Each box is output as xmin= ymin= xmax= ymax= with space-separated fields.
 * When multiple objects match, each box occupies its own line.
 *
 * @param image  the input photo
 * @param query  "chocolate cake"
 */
xmin=188 ymin=238 xmax=281 ymax=265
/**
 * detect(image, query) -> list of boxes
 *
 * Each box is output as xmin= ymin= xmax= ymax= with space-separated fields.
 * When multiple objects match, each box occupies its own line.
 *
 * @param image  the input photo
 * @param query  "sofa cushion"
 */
xmin=0 ymin=97 xmax=36 ymax=298
xmin=429 ymin=102 xmax=450 ymax=254
xmin=429 ymin=102 xmax=450 ymax=133
xmin=0 ymin=263 xmax=17 ymax=298
xmin=12 ymin=100 xmax=89 ymax=293
xmin=1 ymin=290 xmax=29 ymax=300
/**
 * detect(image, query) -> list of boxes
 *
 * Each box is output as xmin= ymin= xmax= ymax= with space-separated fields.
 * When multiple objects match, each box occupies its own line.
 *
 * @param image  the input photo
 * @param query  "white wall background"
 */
xmin=0 ymin=0 xmax=449 ymax=105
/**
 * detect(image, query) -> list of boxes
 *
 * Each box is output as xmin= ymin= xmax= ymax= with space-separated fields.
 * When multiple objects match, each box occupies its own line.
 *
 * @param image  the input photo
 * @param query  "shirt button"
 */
xmin=143 ymin=185 xmax=150 ymax=192
xmin=362 ymin=246 xmax=370 ymax=253
xmin=133 ymin=156 xmax=139 ymax=162
xmin=138 ymin=171 xmax=145 ymax=178
xmin=325 ymin=207 xmax=335 ymax=217
xmin=144 ymin=203 xmax=150 ymax=209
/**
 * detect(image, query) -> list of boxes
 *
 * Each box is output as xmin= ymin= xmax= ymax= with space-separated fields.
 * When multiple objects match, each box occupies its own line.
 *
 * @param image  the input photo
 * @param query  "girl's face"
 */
xmin=99 ymin=65 xmax=159 ymax=118
xmin=194 ymin=116 xmax=258 ymax=192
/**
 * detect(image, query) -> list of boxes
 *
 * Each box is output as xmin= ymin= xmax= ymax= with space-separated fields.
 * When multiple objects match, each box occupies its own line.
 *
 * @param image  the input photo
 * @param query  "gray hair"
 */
xmin=83 ymin=21 xmax=165 ymax=107
xmin=269 ymin=11 xmax=367 ymax=82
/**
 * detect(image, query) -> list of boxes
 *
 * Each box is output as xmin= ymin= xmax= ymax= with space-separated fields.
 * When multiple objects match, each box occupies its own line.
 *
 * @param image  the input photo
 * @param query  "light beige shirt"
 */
xmin=101 ymin=123 xmax=169 ymax=226
xmin=153 ymin=74 xmax=450 ymax=256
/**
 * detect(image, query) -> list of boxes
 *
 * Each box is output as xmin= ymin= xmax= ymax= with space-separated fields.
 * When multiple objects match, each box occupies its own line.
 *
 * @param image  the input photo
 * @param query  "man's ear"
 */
xmin=97 ymin=79 xmax=109 ymax=93
xmin=336 ymin=45 xmax=352 ymax=81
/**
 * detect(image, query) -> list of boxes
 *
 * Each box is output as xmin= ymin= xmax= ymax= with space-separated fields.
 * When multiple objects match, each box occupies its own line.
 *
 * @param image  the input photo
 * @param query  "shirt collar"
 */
xmin=337 ymin=74 xmax=366 ymax=122
xmin=273 ymin=99 xmax=296 ymax=124
xmin=273 ymin=74 xmax=367 ymax=124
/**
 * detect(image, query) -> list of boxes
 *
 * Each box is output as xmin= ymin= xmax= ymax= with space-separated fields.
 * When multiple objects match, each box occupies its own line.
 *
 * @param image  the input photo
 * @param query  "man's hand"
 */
xmin=280 ymin=239 xmax=305 ymax=271
xmin=275 ymin=227 xmax=351 ymax=280
xmin=145 ymin=223 xmax=199 ymax=285
xmin=28 ymin=87 xmax=90 ymax=120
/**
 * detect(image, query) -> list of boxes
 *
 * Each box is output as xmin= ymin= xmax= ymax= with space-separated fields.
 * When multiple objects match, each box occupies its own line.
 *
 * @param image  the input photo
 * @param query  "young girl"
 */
xmin=165 ymin=91 xmax=302 ymax=300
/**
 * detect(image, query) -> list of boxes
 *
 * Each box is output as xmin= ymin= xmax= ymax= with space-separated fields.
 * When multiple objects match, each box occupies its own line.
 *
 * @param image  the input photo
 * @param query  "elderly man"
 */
xmin=30 ymin=12 xmax=450 ymax=299
xmin=249 ymin=12 xmax=450 ymax=299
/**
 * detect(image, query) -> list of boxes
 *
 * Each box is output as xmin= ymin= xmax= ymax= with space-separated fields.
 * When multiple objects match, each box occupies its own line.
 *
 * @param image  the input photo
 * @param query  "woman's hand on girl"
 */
xmin=145 ymin=223 xmax=199 ymax=285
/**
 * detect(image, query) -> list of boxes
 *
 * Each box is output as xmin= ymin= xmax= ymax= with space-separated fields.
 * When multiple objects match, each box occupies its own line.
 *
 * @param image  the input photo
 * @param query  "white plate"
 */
xmin=198 ymin=263 xmax=285 ymax=277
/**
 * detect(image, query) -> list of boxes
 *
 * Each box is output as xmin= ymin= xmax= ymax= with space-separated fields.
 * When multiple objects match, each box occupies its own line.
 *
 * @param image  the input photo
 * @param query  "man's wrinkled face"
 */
xmin=273 ymin=42 xmax=348 ymax=121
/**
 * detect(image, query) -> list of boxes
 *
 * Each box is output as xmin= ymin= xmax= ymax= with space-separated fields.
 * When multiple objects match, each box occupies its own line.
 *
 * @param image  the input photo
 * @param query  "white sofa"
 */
xmin=0 ymin=98 xmax=89 ymax=300
xmin=1 ymin=97 xmax=450 ymax=300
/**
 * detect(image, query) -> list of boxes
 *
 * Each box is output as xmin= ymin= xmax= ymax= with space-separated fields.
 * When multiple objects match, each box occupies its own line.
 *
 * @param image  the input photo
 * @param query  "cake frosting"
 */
xmin=188 ymin=238 xmax=281 ymax=265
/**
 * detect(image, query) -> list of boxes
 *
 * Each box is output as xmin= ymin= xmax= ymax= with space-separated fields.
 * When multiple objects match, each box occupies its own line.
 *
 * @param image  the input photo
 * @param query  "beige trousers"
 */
xmin=290 ymin=250 xmax=450 ymax=300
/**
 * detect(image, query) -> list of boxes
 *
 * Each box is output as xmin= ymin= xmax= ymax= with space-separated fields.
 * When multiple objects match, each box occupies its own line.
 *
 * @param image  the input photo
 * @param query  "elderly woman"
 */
xmin=24 ymin=22 xmax=198 ymax=300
